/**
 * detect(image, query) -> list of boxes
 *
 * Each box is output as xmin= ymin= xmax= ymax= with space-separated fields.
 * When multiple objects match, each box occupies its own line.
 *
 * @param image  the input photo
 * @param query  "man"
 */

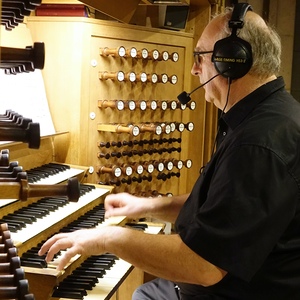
xmin=39 ymin=4 xmax=300 ymax=299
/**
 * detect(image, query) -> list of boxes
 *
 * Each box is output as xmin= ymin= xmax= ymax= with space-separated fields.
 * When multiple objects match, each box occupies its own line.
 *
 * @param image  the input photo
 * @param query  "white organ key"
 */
xmin=83 ymin=259 xmax=132 ymax=300
xmin=0 ymin=199 xmax=17 ymax=208
xmin=11 ymin=187 xmax=110 ymax=245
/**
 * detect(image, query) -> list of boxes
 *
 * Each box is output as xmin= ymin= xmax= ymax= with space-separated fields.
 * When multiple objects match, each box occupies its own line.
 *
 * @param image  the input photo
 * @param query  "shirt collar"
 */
xmin=220 ymin=76 xmax=285 ymax=130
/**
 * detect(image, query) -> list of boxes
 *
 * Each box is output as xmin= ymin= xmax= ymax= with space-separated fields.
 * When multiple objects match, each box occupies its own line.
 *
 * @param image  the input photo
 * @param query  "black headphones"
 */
xmin=212 ymin=3 xmax=253 ymax=79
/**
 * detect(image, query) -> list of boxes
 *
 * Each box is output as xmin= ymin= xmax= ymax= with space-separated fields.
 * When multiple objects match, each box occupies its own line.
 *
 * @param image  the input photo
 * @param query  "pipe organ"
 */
xmin=0 ymin=0 xmax=218 ymax=299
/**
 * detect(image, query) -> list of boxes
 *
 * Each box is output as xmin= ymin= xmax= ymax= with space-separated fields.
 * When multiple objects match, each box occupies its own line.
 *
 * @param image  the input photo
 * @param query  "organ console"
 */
xmin=0 ymin=106 xmax=150 ymax=299
xmin=0 ymin=2 xmax=202 ymax=296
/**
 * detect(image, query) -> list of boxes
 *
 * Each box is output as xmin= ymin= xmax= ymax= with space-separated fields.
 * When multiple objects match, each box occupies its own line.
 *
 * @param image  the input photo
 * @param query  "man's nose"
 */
xmin=191 ymin=62 xmax=202 ymax=76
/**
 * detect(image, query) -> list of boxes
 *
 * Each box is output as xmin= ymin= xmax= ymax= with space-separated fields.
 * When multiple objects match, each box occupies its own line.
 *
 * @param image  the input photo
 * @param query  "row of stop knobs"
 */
xmin=100 ymin=47 xmax=179 ymax=62
xmin=102 ymin=172 xmax=181 ymax=186
xmin=98 ymin=137 xmax=182 ymax=148
xmin=98 ymin=99 xmax=196 ymax=111
xmin=97 ymin=158 xmax=192 ymax=178
xmin=97 ymin=122 xmax=194 ymax=136
xmin=99 ymin=71 xmax=178 ymax=84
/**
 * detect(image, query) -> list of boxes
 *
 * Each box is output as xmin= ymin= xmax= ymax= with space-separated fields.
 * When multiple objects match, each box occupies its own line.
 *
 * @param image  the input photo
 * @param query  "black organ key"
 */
xmin=52 ymin=288 xmax=86 ymax=299
xmin=62 ymin=277 xmax=96 ymax=289
xmin=66 ymin=274 xmax=99 ymax=285
xmin=81 ymin=261 xmax=112 ymax=270
xmin=20 ymin=258 xmax=47 ymax=268
xmin=72 ymin=267 xmax=106 ymax=277
xmin=59 ymin=280 xmax=93 ymax=290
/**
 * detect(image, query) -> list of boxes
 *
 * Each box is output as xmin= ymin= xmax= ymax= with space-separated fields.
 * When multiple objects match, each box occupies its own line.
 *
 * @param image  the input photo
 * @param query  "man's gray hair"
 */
xmin=214 ymin=7 xmax=281 ymax=78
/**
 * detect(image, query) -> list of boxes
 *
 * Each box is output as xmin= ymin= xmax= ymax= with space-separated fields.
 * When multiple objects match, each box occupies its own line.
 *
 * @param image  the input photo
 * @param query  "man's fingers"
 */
xmin=38 ymin=234 xmax=72 ymax=261
xmin=57 ymin=247 xmax=79 ymax=271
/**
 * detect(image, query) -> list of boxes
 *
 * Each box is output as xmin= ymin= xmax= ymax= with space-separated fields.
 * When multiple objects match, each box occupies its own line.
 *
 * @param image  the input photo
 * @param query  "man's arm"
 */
xmin=105 ymin=192 xmax=189 ymax=223
xmin=39 ymin=225 xmax=227 ymax=286
xmin=105 ymin=226 xmax=227 ymax=286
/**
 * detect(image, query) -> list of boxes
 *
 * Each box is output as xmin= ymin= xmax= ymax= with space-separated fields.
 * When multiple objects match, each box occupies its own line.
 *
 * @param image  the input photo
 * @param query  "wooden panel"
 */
xmin=116 ymin=267 xmax=144 ymax=300
xmin=27 ymin=17 xmax=198 ymax=196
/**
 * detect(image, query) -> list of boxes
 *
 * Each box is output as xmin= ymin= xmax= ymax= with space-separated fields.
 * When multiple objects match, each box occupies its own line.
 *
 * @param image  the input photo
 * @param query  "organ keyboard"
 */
xmin=27 ymin=163 xmax=85 ymax=185
xmin=0 ymin=138 xmax=164 ymax=299
xmin=50 ymin=221 xmax=163 ymax=300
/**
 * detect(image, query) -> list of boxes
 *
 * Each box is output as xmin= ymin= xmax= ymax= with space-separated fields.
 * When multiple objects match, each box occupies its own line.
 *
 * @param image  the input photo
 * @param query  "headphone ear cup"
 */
xmin=212 ymin=36 xmax=253 ymax=79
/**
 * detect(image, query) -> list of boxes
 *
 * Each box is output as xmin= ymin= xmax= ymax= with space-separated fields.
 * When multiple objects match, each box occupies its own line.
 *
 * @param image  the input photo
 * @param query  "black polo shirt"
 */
xmin=175 ymin=77 xmax=300 ymax=299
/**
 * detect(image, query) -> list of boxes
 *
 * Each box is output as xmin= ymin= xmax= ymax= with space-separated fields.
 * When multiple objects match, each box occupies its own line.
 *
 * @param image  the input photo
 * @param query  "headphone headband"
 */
xmin=229 ymin=3 xmax=253 ymax=31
